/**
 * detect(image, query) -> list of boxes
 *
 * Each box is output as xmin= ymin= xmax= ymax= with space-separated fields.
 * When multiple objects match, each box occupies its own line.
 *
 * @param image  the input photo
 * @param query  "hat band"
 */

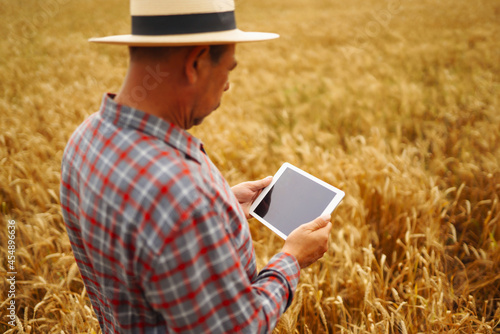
xmin=131 ymin=11 xmax=236 ymax=36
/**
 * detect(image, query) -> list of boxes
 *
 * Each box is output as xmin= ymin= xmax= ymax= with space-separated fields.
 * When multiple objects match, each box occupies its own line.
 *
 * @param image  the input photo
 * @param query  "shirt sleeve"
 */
xmin=138 ymin=191 xmax=300 ymax=333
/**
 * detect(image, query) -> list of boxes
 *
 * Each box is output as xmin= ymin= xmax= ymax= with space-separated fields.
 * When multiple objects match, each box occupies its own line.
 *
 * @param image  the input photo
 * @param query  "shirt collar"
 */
xmin=99 ymin=93 xmax=205 ymax=164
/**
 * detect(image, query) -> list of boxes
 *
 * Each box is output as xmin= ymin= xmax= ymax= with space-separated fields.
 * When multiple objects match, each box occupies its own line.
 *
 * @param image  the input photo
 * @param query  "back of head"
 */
xmin=129 ymin=45 xmax=230 ymax=65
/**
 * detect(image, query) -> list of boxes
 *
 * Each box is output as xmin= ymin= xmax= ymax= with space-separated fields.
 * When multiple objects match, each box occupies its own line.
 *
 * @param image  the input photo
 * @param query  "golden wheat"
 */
xmin=1 ymin=0 xmax=499 ymax=333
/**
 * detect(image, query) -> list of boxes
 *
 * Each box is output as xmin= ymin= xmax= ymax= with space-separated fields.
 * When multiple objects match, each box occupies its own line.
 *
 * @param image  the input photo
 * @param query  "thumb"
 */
xmin=249 ymin=176 xmax=273 ymax=191
xmin=308 ymin=214 xmax=331 ymax=230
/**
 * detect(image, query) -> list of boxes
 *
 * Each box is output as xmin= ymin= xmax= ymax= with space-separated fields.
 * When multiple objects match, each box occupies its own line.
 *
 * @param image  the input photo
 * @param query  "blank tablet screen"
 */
xmin=253 ymin=167 xmax=338 ymax=237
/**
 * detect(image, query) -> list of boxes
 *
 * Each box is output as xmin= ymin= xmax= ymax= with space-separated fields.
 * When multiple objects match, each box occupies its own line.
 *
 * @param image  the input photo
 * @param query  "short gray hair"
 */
xmin=129 ymin=45 xmax=229 ymax=64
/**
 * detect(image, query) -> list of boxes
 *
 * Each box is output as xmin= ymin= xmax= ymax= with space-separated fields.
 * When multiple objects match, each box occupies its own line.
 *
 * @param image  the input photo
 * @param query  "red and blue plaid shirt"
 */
xmin=60 ymin=94 xmax=300 ymax=333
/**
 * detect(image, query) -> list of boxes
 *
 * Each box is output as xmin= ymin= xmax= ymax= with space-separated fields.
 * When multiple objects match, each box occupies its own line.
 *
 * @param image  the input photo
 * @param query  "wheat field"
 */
xmin=1 ymin=0 xmax=500 ymax=332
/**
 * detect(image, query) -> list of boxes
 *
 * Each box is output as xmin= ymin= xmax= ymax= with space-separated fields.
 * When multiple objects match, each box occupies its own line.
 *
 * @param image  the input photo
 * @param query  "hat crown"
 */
xmin=131 ymin=0 xmax=235 ymax=16
xmin=89 ymin=0 xmax=279 ymax=46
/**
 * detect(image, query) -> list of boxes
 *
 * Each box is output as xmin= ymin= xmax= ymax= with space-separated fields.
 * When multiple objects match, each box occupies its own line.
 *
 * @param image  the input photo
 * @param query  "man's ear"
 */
xmin=185 ymin=46 xmax=210 ymax=84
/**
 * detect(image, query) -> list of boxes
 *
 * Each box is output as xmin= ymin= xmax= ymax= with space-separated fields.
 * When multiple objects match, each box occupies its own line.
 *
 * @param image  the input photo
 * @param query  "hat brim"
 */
xmin=88 ymin=29 xmax=279 ymax=46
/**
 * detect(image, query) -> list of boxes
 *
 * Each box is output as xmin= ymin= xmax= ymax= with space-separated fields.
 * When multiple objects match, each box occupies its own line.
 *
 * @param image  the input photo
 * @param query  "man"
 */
xmin=60 ymin=0 xmax=332 ymax=333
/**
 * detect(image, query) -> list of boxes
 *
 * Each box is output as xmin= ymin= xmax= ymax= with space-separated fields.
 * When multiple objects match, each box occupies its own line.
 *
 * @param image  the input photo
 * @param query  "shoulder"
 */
xmin=133 ymin=153 xmax=221 ymax=253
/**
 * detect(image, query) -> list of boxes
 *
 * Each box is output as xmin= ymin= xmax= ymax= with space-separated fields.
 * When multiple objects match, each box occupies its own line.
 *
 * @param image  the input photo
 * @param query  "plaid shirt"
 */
xmin=60 ymin=94 xmax=300 ymax=333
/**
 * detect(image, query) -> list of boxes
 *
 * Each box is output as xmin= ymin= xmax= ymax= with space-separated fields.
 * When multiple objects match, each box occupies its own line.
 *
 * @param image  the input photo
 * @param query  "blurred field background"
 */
xmin=1 ymin=0 xmax=500 ymax=332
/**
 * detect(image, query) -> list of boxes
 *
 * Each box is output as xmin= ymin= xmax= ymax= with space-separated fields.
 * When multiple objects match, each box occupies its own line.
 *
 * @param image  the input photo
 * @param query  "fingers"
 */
xmin=282 ymin=220 xmax=332 ymax=269
xmin=325 ymin=222 xmax=333 ymax=234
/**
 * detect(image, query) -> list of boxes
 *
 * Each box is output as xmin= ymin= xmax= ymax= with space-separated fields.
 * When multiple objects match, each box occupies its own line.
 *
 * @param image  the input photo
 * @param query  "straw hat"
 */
xmin=89 ymin=0 xmax=279 ymax=46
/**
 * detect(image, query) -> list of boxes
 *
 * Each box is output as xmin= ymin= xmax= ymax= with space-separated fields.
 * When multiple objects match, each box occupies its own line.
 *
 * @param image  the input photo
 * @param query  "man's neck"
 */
xmin=114 ymin=67 xmax=190 ymax=129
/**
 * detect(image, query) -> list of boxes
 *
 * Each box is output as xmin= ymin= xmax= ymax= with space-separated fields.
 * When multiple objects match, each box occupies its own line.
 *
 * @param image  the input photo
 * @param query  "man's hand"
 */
xmin=232 ymin=176 xmax=273 ymax=218
xmin=281 ymin=215 xmax=332 ymax=269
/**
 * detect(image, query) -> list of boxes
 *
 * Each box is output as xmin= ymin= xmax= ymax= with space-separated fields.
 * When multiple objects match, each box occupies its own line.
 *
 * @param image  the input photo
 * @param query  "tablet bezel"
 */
xmin=249 ymin=162 xmax=345 ymax=240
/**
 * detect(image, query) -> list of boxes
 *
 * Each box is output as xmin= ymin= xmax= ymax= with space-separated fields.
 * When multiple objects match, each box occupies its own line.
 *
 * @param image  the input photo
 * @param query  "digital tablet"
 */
xmin=249 ymin=162 xmax=345 ymax=240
